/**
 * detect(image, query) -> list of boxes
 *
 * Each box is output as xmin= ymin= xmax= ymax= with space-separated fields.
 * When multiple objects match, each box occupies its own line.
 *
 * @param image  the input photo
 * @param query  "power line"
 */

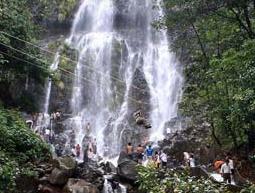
xmin=0 ymin=30 xmax=149 ymax=93
xmin=0 ymin=43 xmax=150 ymax=105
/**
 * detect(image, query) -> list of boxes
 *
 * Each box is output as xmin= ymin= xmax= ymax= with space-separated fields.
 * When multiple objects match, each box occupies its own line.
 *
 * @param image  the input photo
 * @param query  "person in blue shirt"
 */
xmin=146 ymin=145 xmax=153 ymax=160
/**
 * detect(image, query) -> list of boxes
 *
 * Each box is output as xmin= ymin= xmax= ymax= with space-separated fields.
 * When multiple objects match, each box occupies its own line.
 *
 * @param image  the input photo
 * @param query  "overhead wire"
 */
xmin=0 ymin=30 xmax=149 ymax=94
xmin=0 ymin=42 xmax=150 ymax=105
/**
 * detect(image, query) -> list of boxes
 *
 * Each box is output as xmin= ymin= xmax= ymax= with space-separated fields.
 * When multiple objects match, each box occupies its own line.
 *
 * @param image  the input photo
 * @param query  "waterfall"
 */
xmin=66 ymin=0 xmax=115 ymax=157
xmin=143 ymin=0 xmax=183 ymax=141
xmin=45 ymin=0 xmax=183 ymax=158
xmin=35 ymin=52 xmax=60 ymax=133
xmin=44 ymin=52 xmax=60 ymax=114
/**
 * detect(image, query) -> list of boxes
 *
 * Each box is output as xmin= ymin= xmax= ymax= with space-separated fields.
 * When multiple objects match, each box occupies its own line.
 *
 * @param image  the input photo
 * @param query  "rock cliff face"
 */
xmin=49 ymin=45 xmax=78 ymax=114
xmin=38 ymin=0 xmax=80 ymax=37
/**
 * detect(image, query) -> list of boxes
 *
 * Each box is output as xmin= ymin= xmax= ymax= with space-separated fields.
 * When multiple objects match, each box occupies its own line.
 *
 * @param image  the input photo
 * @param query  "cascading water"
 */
xmin=36 ymin=52 xmax=60 ymax=132
xmin=46 ymin=0 xmax=183 ymax=158
xmin=66 ymin=0 xmax=115 ymax=157
xmin=44 ymin=52 xmax=60 ymax=114
xmin=143 ymin=0 xmax=183 ymax=141
xmin=103 ymin=175 xmax=127 ymax=193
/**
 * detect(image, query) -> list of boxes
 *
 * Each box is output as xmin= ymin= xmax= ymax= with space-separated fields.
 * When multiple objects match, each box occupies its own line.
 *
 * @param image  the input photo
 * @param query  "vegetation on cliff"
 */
xmin=0 ymin=0 xmax=77 ymax=111
xmin=161 ymin=0 xmax=255 ymax=150
xmin=0 ymin=106 xmax=50 ymax=192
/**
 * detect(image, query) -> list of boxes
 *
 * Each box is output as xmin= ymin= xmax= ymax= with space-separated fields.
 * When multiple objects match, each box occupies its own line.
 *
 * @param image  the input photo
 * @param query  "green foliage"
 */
xmin=0 ymin=0 xmax=50 ymax=83
xmin=163 ymin=0 xmax=255 ymax=149
xmin=0 ymin=106 xmax=50 ymax=192
xmin=137 ymin=165 xmax=231 ymax=193
xmin=28 ymin=0 xmax=77 ymax=22
xmin=0 ymin=151 xmax=18 ymax=192
xmin=240 ymin=183 xmax=255 ymax=193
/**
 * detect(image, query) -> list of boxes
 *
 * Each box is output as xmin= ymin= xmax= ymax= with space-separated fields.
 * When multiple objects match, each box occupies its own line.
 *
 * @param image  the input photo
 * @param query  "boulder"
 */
xmin=117 ymin=152 xmax=138 ymax=181
xmin=15 ymin=174 xmax=39 ymax=193
xmin=53 ymin=155 xmax=77 ymax=173
xmin=38 ymin=184 xmax=62 ymax=193
xmin=49 ymin=156 xmax=76 ymax=185
xmin=63 ymin=178 xmax=99 ymax=193
xmin=105 ymin=161 xmax=117 ymax=174
xmin=74 ymin=164 xmax=104 ymax=191
xmin=49 ymin=168 xmax=70 ymax=186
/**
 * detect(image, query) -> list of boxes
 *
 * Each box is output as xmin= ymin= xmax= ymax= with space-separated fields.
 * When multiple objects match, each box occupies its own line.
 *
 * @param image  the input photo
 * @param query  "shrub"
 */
xmin=0 ymin=107 xmax=50 ymax=192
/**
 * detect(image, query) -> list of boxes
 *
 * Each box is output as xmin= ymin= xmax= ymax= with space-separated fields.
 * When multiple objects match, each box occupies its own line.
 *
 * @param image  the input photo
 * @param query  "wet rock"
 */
xmin=63 ymin=178 xmax=99 ymax=193
xmin=49 ymin=168 xmax=70 ymax=186
xmin=49 ymin=156 xmax=76 ymax=185
xmin=117 ymin=152 xmax=138 ymax=181
xmin=38 ymin=176 xmax=50 ymax=185
xmin=74 ymin=164 xmax=104 ymax=191
xmin=105 ymin=161 xmax=117 ymax=174
xmin=38 ymin=184 xmax=62 ymax=193
xmin=52 ymin=155 xmax=76 ymax=173
xmin=15 ymin=174 xmax=39 ymax=193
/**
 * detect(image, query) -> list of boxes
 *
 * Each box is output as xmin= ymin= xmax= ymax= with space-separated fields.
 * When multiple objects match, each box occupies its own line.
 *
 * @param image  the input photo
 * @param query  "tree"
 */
xmin=163 ymin=0 xmax=255 ymax=149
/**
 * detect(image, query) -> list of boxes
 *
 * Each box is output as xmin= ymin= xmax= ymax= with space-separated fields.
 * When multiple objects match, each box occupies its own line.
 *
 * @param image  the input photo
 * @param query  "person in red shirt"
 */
xmin=75 ymin=144 xmax=81 ymax=158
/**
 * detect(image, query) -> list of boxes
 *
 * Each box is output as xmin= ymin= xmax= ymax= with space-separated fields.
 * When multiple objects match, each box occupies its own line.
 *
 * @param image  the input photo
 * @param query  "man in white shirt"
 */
xmin=188 ymin=154 xmax=196 ymax=176
xmin=45 ymin=128 xmax=50 ymax=142
xmin=220 ymin=159 xmax=231 ymax=183
xmin=226 ymin=154 xmax=234 ymax=174
xmin=227 ymin=154 xmax=235 ymax=182
xmin=189 ymin=154 xmax=196 ymax=168
xmin=160 ymin=151 xmax=167 ymax=168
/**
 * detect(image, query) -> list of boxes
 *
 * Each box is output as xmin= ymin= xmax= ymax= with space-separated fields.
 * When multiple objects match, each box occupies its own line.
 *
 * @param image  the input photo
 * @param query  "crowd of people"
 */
xmin=25 ymin=111 xmax=62 ymax=143
xmin=25 ymin=111 xmax=237 ymax=185
xmin=184 ymin=151 xmax=236 ymax=184
xmin=125 ymin=142 xmax=168 ymax=168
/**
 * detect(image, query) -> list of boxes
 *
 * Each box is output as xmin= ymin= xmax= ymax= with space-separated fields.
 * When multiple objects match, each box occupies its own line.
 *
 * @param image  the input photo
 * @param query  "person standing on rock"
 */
xmin=166 ymin=127 xmax=171 ymax=139
xmin=75 ymin=144 xmax=81 ymax=158
xmin=226 ymin=154 xmax=235 ymax=182
xmin=220 ymin=159 xmax=231 ymax=184
xmin=85 ymin=122 xmax=91 ymax=136
xmin=154 ymin=151 xmax=160 ymax=168
xmin=71 ymin=145 xmax=76 ymax=157
xmin=45 ymin=128 xmax=50 ymax=143
xmin=146 ymin=145 xmax=154 ymax=160
xmin=160 ymin=150 xmax=168 ymax=168
xmin=87 ymin=147 xmax=94 ymax=162
xmin=183 ymin=152 xmax=190 ymax=166
xmin=92 ymin=138 xmax=97 ymax=154
xmin=126 ymin=142 xmax=133 ymax=160
xmin=136 ymin=144 xmax=144 ymax=164
xmin=189 ymin=154 xmax=196 ymax=176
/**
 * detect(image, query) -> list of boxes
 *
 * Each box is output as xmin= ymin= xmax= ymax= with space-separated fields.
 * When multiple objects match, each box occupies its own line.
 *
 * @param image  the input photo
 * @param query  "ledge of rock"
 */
xmin=117 ymin=151 xmax=138 ymax=182
xmin=63 ymin=178 xmax=99 ymax=193
xmin=49 ymin=156 xmax=77 ymax=186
